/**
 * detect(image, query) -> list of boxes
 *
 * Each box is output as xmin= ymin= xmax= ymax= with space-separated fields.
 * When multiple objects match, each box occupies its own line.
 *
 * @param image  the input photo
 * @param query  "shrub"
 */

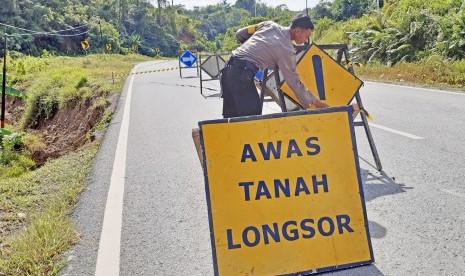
xmin=0 ymin=132 xmax=35 ymax=178
xmin=22 ymin=133 xmax=46 ymax=155
xmin=22 ymin=67 xmax=89 ymax=127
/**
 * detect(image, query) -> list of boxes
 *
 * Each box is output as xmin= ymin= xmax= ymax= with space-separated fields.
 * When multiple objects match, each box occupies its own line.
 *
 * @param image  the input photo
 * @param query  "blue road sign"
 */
xmin=254 ymin=68 xmax=273 ymax=82
xmin=180 ymin=50 xmax=198 ymax=68
xmin=254 ymin=70 xmax=264 ymax=81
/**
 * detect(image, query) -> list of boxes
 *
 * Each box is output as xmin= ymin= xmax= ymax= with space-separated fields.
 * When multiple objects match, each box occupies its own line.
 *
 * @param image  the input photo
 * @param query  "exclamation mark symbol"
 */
xmin=312 ymin=55 xmax=326 ymax=100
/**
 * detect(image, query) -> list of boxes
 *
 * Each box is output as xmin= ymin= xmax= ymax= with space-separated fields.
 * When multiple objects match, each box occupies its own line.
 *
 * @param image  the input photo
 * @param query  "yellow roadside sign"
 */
xmin=199 ymin=107 xmax=373 ymax=275
xmin=282 ymin=44 xmax=363 ymax=107
xmin=81 ymin=40 xmax=90 ymax=50
xmin=106 ymin=43 xmax=112 ymax=51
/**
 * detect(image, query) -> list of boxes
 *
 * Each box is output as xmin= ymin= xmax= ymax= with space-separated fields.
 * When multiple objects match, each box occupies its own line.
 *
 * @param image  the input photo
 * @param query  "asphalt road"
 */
xmin=62 ymin=60 xmax=465 ymax=276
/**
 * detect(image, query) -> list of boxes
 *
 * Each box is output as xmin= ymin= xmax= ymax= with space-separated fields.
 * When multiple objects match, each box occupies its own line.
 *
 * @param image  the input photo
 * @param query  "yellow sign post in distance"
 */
xmin=199 ymin=106 xmax=373 ymax=275
xmin=282 ymin=44 xmax=363 ymax=107
xmin=81 ymin=40 xmax=90 ymax=50
xmin=106 ymin=43 xmax=112 ymax=51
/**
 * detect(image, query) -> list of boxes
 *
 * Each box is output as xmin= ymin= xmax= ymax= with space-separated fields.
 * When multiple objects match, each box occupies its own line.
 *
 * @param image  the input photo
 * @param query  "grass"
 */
xmin=356 ymin=55 xmax=465 ymax=91
xmin=0 ymin=151 xmax=35 ymax=178
xmin=0 ymin=144 xmax=98 ymax=275
xmin=10 ymin=54 xmax=149 ymax=128
xmin=0 ymin=53 xmax=151 ymax=275
xmin=0 ymin=53 xmax=149 ymax=179
xmin=0 ymin=132 xmax=36 ymax=178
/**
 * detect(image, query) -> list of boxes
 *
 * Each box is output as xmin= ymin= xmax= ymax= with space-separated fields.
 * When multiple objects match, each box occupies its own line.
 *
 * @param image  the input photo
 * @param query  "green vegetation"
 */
xmin=2 ymin=0 xmax=465 ymax=67
xmin=1 ymin=0 xmax=296 ymax=56
xmin=0 ymin=53 xmax=149 ymax=274
xmin=7 ymin=53 xmax=147 ymax=99
xmin=312 ymin=0 xmax=465 ymax=90
xmin=3 ymin=0 xmax=463 ymax=90
xmin=357 ymin=55 xmax=465 ymax=89
xmin=310 ymin=0 xmax=376 ymax=21
xmin=349 ymin=1 xmax=465 ymax=64
xmin=0 ymin=145 xmax=98 ymax=275
xmin=1 ymin=0 xmax=465 ymax=274
xmin=313 ymin=0 xmax=465 ymax=62
xmin=0 ymin=54 xmax=147 ymax=179
xmin=0 ymin=132 xmax=35 ymax=178
xmin=0 ymin=55 xmax=148 ymax=267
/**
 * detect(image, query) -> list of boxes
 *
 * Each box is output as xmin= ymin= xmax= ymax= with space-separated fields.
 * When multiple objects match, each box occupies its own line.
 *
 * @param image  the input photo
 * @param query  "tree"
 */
xmin=331 ymin=0 xmax=374 ymax=21
xmin=129 ymin=34 xmax=142 ymax=51
xmin=234 ymin=0 xmax=255 ymax=15
xmin=157 ymin=0 xmax=168 ymax=24
xmin=310 ymin=1 xmax=333 ymax=20
xmin=377 ymin=0 xmax=385 ymax=8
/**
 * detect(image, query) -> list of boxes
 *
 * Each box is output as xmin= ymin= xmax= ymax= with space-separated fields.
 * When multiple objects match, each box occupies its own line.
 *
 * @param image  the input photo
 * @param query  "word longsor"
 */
xmin=227 ymin=214 xmax=354 ymax=249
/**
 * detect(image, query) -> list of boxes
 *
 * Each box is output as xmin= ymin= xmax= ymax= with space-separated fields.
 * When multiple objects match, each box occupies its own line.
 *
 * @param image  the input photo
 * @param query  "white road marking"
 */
xmin=259 ymin=88 xmax=426 ymax=141
xmin=95 ymin=66 xmax=137 ymax=276
xmin=262 ymin=101 xmax=282 ymax=114
xmin=440 ymin=189 xmax=465 ymax=198
xmin=365 ymin=81 xmax=465 ymax=96
xmin=369 ymin=123 xmax=424 ymax=140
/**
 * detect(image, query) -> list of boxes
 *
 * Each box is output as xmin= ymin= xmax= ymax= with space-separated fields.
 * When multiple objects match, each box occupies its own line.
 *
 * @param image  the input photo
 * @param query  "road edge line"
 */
xmin=94 ymin=65 xmax=137 ymax=276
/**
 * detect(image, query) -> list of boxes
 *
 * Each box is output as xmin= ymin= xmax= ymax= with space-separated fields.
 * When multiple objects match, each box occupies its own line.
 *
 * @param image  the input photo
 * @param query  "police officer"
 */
xmin=220 ymin=14 xmax=329 ymax=118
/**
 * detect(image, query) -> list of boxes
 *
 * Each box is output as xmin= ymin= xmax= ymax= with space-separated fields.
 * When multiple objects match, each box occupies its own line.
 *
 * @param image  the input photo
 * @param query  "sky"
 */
xmin=170 ymin=0 xmax=321 ymax=11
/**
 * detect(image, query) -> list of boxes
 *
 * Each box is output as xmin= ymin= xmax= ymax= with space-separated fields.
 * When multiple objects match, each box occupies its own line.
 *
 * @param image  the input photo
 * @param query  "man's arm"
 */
xmin=236 ymin=22 xmax=269 ymax=44
xmin=236 ymin=25 xmax=257 ymax=44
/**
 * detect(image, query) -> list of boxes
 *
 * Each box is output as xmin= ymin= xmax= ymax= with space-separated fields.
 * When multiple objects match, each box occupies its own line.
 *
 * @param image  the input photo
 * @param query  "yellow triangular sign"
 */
xmin=81 ymin=40 xmax=90 ymax=50
xmin=282 ymin=44 xmax=363 ymax=107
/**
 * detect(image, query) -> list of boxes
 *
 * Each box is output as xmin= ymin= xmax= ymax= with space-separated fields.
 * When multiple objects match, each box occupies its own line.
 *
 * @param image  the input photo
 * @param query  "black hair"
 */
xmin=290 ymin=13 xmax=314 ymax=30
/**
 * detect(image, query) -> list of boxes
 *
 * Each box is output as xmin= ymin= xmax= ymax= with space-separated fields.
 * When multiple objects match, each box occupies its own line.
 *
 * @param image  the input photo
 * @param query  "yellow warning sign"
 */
xmin=199 ymin=107 xmax=373 ymax=275
xmin=106 ymin=43 xmax=112 ymax=51
xmin=81 ymin=40 xmax=90 ymax=50
xmin=282 ymin=44 xmax=363 ymax=107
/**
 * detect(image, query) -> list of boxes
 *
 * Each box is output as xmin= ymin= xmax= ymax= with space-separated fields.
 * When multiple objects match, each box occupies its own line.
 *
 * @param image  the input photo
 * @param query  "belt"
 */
xmin=228 ymin=56 xmax=258 ymax=71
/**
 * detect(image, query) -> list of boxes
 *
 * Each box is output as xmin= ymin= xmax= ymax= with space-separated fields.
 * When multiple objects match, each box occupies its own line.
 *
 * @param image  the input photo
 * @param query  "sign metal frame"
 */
xmin=199 ymin=52 xmax=228 ymax=97
xmin=179 ymin=50 xmax=199 ymax=78
xmin=261 ymin=43 xmax=382 ymax=171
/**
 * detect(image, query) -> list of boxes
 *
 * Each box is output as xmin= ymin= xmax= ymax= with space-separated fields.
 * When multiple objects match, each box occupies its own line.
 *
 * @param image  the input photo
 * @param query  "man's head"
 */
xmin=290 ymin=13 xmax=314 ymax=44
xmin=291 ymin=13 xmax=314 ymax=29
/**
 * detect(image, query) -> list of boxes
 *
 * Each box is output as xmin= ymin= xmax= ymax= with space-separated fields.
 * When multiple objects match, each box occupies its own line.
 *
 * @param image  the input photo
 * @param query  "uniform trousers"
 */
xmin=220 ymin=57 xmax=261 ymax=118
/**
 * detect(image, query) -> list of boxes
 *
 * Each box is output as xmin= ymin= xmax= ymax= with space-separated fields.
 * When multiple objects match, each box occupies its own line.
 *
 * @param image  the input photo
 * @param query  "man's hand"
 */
xmin=351 ymin=103 xmax=360 ymax=119
xmin=314 ymin=100 xmax=329 ymax=108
